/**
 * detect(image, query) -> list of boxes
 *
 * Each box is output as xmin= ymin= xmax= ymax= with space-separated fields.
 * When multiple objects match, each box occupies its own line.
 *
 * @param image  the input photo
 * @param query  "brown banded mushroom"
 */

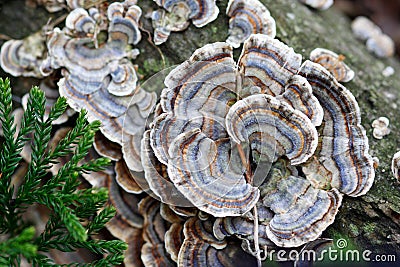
xmin=298 ymin=0 xmax=334 ymax=10
xmin=165 ymin=223 xmax=184 ymax=263
xmin=238 ymin=34 xmax=302 ymax=96
xmin=141 ymin=130 xmax=192 ymax=206
xmin=115 ymin=160 xmax=145 ymax=194
xmin=277 ymin=75 xmax=323 ymax=126
xmin=299 ymin=60 xmax=375 ymax=196
xmin=179 ymin=217 xmax=257 ymax=266
xmin=93 ymin=131 xmax=122 ymax=161
xmin=167 ymin=129 xmax=259 ymax=217
xmin=139 ymin=196 xmax=175 ymax=267
xmin=0 ymin=32 xmax=46 ymax=78
xmin=262 ymin=175 xmax=342 ymax=247
xmin=392 ymin=151 xmax=400 ymax=181
xmin=106 ymin=214 xmax=145 ymax=267
xmin=226 ymin=0 xmax=276 ymax=48
xmin=213 ymin=204 xmax=274 ymax=247
xmin=151 ymin=0 xmax=219 ymax=45
xmin=309 ymin=48 xmax=355 ymax=83
xmin=66 ymin=8 xmax=96 ymax=34
xmin=226 ymin=93 xmax=318 ymax=166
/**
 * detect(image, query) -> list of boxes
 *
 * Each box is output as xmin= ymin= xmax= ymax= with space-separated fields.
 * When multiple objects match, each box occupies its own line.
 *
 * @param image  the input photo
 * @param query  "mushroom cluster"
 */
xmin=40 ymin=0 xmax=156 ymax=172
xmin=226 ymin=0 xmax=276 ymax=48
xmin=151 ymin=0 xmax=219 ymax=45
xmin=120 ymin=33 xmax=375 ymax=265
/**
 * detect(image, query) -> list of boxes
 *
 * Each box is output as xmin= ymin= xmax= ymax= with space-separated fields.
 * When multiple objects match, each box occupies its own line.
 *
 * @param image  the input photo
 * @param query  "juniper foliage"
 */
xmin=0 ymin=78 xmax=127 ymax=266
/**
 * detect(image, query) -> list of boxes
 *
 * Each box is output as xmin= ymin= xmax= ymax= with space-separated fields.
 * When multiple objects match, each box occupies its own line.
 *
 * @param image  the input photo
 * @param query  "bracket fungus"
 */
xmin=151 ymin=0 xmax=219 ymax=45
xmin=42 ymin=1 xmax=156 ymax=172
xmin=392 ymin=152 xmax=400 ymax=182
xmin=298 ymin=0 xmax=334 ymax=10
xmin=0 ymin=32 xmax=47 ymax=78
xmin=372 ymin=117 xmax=390 ymax=139
xmin=179 ymin=218 xmax=257 ymax=266
xmin=309 ymin=48 xmax=355 ymax=82
xmin=226 ymin=0 xmax=276 ymax=48
xmin=299 ymin=60 xmax=375 ymax=197
xmin=262 ymin=175 xmax=342 ymax=247
xmin=145 ymin=34 xmax=375 ymax=250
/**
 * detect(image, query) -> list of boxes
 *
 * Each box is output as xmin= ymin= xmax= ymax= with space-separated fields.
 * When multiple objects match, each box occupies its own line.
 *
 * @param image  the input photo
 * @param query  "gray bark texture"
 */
xmin=0 ymin=0 xmax=399 ymax=258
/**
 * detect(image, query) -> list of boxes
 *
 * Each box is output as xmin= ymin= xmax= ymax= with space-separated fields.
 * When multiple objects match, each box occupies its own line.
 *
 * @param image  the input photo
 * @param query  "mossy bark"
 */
xmin=136 ymin=0 xmax=400 ymax=255
xmin=1 ymin=0 xmax=399 ymax=257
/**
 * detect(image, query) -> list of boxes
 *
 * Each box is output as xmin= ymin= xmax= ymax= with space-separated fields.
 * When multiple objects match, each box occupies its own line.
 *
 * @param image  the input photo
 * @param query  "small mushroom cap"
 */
xmin=299 ymin=0 xmax=334 ymax=10
xmin=299 ymin=60 xmax=375 ymax=197
xmin=351 ymin=16 xmax=382 ymax=41
xmin=167 ymin=129 xmax=260 ymax=217
xmin=238 ymin=34 xmax=302 ymax=96
xmin=179 ymin=218 xmax=257 ymax=266
xmin=93 ymin=131 xmax=122 ymax=161
xmin=152 ymin=0 xmax=218 ymax=44
xmin=155 ymin=0 xmax=219 ymax=27
xmin=213 ymin=210 xmax=274 ymax=247
xmin=165 ymin=223 xmax=184 ymax=262
xmin=151 ymin=42 xmax=236 ymax=165
xmin=141 ymin=130 xmax=192 ymax=206
xmin=226 ymin=0 xmax=276 ymax=48
xmin=151 ymin=7 xmax=190 ymax=45
xmin=263 ymin=175 xmax=342 ymax=247
xmin=46 ymin=29 xmax=138 ymax=96
xmin=372 ymin=116 xmax=390 ymax=139
xmin=366 ymin=33 xmax=395 ymax=58
xmin=108 ymin=2 xmax=142 ymax=45
xmin=309 ymin=48 xmax=355 ymax=82
xmin=178 ymin=218 xmax=226 ymax=266
xmin=160 ymin=203 xmax=185 ymax=223
xmin=66 ymin=8 xmax=96 ymax=33
xmin=277 ymin=75 xmax=324 ymax=126
xmin=226 ymin=94 xmax=318 ymax=165
xmin=0 ymin=32 xmax=46 ymax=78
xmin=107 ymin=175 xmax=144 ymax=228
xmin=161 ymin=42 xmax=236 ymax=114
xmin=115 ymin=160 xmax=144 ymax=194
xmin=139 ymin=196 xmax=176 ymax=266
xmin=392 ymin=151 xmax=400 ymax=181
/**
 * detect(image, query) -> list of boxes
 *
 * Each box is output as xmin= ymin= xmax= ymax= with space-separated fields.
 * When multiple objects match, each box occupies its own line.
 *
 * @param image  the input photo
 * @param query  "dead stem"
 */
xmin=236 ymin=143 xmax=262 ymax=266
xmin=140 ymin=25 xmax=166 ymax=70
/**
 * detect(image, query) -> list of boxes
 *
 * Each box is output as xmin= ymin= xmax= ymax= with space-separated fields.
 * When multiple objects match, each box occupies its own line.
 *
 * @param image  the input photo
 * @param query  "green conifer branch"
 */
xmin=0 ymin=78 xmax=126 ymax=266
